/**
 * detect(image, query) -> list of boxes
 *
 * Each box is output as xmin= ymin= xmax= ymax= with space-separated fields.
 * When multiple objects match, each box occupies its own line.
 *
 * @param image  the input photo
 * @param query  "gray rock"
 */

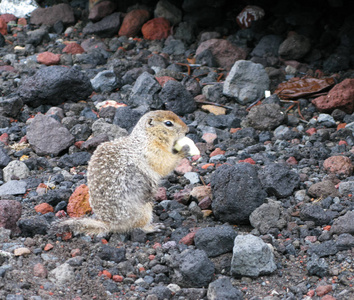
xmin=258 ymin=163 xmax=300 ymax=198
xmin=113 ymin=106 xmax=142 ymax=133
xmin=184 ymin=172 xmax=200 ymax=184
xmin=207 ymin=277 xmax=243 ymax=300
xmin=211 ymin=164 xmax=266 ymax=224
xmin=0 ymin=96 xmax=23 ymax=118
xmin=231 ymin=234 xmax=277 ymax=277
xmin=242 ymin=104 xmax=285 ymax=130
xmin=154 ymin=0 xmax=182 ymax=25
xmin=0 ymin=200 xmax=22 ymax=234
xmin=336 ymin=233 xmax=354 ymax=251
xmin=174 ymin=22 xmax=196 ymax=44
xmin=251 ymin=34 xmax=283 ymax=57
xmin=159 ymin=80 xmax=197 ymax=116
xmin=163 ymin=38 xmax=185 ymax=55
xmin=58 ymin=152 xmax=91 ymax=168
xmin=306 ymin=254 xmax=329 ymax=277
xmin=338 ymin=181 xmax=354 ymax=195
xmin=149 ymin=286 xmax=172 ymax=300
xmin=0 ymin=180 xmax=27 ymax=196
xmin=26 ymin=28 xmax=49 ymax=46
xmin=70 ymin=123 xmax=92 ymax=142
xmin=308 ymin=240 xmax=338 ymax=257
xmin=49 ymin=263 xmax=75 ymax=284
xmin=17 ymin=66 xmax=92 ymax=107
xmin=91 ymin=70 xmax=120 ymax=92
xmin=299 ymin=204 xmax=332 ymax=226
xmin=18 ymin=215 xmax=49 ymax=237
xmin=0 ymin=147 xmax=11 ymax=168
xmin=278 ymin=33 xmax=311 ymax=60
xmin=323 ymin=53 xmax=350 ymax=73
xmin=3 ymin=160 xmax=30 ymax=182
xmin=223 ymin=60 xmax=270 ymax=105
xmin=30 ymin=3 xmax=75 ymax=26
xmin=331 ymin=211 xmax=354 ymax=235
xmin=205 ymin=114 xmax=241 ymax=129
xmin=178 ymin=249 xmax=215 ymax=288
xmin=92 ymin=118 xmax=128 ymax=140
xmin=308 ymin=180 xmax=340 ymax=198
xmin=83 ymin=12 xmax=121 ymax=37
xmin=273 ymin=125 xmax=291 ymax=139
xmin=317 ymin=113 xmax=336 ymax=125
xmin=97 ymin=245 xmax=126 ymax=263
xmin=27 ymin=114 xmax=75 ymax=156
xmin=250 ymin=200 xmax=287 ymax=235
xmin=129 ymin=72 xmax=162 ymax=110
xmin=194 ymin=225 xmax=237 ymax=257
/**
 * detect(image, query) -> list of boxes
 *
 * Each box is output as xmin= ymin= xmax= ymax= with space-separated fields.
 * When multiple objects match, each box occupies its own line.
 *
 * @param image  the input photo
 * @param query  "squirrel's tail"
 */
xmin=52 ymin=217 xmax=110 ymax=236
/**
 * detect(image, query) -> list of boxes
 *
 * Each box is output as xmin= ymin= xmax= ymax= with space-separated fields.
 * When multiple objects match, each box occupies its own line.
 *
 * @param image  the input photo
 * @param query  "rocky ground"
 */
xmin=0 ymin=0 xmax=353 ymax=299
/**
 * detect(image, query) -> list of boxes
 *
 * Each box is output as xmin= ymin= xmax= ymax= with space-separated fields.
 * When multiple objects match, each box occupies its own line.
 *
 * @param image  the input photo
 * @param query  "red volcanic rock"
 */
xmin=119 ymin=9 xmax=150 ymax=37
xmin=30 ymin=3 xmax=75 ymax=26
xmin=63 ymin=42 xmax=85 ymax=54
xmin=34 ymin=203 xmax=54 ymax=214
xmin=323 ymin=156 xmax=353 ymax=176
xmin=155 ymin=76 xmax=176 ymax=87
xmin=37 ymin=52 xmax=61 ymax=66
xmin=315 ymin=285 xmax=332 ymax=297
xmin=196 ymin=39 xmax=247 ymax=70
xmin=0 ymin=17 xmax=7 ymax=35
xmin=67 ymin=184 xmax=92 ymax=217
xmin=0 ymin=200 xmax=22 ymax=234
xmin=312 ymin=79 xmax=354 ymax=113
xmin=0 ymin=14 xmax=17 ymax=23
xmin=141 ymin=17 xmax=170 ymax=40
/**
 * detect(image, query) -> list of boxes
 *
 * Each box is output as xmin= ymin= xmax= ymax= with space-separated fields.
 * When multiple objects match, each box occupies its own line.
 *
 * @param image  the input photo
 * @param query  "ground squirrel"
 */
xmin=60 ymin=110 xmax=197 ymax=235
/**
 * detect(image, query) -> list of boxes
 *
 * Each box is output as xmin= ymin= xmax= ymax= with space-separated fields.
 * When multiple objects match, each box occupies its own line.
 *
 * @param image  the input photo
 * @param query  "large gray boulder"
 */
xmin=223 ymin=60 xmax=270 ymax=104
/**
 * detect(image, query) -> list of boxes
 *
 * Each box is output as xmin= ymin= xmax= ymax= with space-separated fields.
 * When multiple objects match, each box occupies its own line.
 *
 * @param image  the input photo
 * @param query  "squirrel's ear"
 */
xmin=148 ymin=118 xmax=154 ymax=126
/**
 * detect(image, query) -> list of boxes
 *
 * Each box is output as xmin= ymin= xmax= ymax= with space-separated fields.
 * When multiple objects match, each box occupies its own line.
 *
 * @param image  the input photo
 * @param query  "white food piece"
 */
xmin=174 ymin=137 xmax=200 ymax=156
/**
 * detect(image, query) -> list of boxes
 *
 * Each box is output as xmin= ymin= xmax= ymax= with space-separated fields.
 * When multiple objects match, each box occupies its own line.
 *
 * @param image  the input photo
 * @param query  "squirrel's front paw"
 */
xmin=174 ymin=137 xmax=200 ymax=157
xmin=142 ymin=223 xmax=165 ymax=233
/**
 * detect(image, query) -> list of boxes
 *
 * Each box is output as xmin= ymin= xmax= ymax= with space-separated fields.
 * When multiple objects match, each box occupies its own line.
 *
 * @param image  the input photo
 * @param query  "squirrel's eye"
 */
xmin=164 ymin=121 xmax=174 ymax=127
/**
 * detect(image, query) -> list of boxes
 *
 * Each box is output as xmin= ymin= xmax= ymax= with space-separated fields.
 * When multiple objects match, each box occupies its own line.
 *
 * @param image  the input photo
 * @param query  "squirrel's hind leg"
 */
xmin=136 ymin=202 xmax=165 ymax=233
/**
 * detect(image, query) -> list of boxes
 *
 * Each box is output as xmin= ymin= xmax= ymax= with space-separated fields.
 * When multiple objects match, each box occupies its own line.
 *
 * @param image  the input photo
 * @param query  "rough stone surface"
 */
xmin=3 ymin=160 xmax=30 ymax=182
xmin=141 ymin=17 xmax=171 ymax=40
xmin=97 ymin=245 xmax=126 ymax=263
xmin=62 ymin=42 xmax=85 ymax=54
xmin=66 ymin=184 xmax=92 ymax=218
xmin=323 ymin=155 xmax=353 ymax=176
xmin=242 ymin=103 xmax=285 ymax=130
xmin=83 ymin=12 xmax=121 ymax=38
xmin=306 ymin=254 xmax=329 ymax=277
xmin=312 ymin=79 xmax=354 ymax=114
xmin=231 ymin=234 xmax=277 ymax=277
xmin=159 ymin=80 xmax=197 ymax=116
xmin=308 ymin=180 xmax=340 ymax=198
xmin=196 ymin=39 xmax=247 ymax=70
xmin=154 ymin=0 xmax=182 ymax=25
xmin=18 ymin=215 xmax=49 ymax=237
xmin=278 ymin=33 xmax=311 ymax=60
xmin=0 ymin=200 xmax=22 ymax=234
xmin=0 ymin=180 xmax=27 ymax=196
xmin=91 ymin=70 xmax=119 ymax=93
xmin=211 ymin=163 xmax=266 ymax=224
xmin=17 ymin=66 xmax=93 ymax=107
xmin=0 ymin=146 xmax=11 ymax=168
xmin=119 ymin=9 xmax=150 ymax=37
xmin=258 ymin=163 xmax=300 ymax=198
xmin=194 ymin=225 xmax=237 ymax=257
xmin=330 ymin=211 xmax=354 ymax=235
xmin=49 ymin=263 xmax=75 ymax=284
xmin=177 ymin=249 xmax=214 ymax=288
xmin=250 ymin=200 xmax=287 ymax=234
xmin=223 ymin=60 xmax=270 ymax=104
xmin=37 ymin=51 xmax=61 ymax=66
xmin=30 ymin=3 xmax=75 ymax=26
xmin=26 ymin=114 xmax=75 ymax=156
xmin=207 ymin=277 xmax=243 ymax=300
xmin=299 ymin=204 xmax=332 ymax=226
xmin=88 ymin=0 xmax=117 ymax=21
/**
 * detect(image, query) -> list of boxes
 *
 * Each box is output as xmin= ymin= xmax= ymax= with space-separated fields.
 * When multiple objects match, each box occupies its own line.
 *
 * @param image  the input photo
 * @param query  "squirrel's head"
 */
xmin=132 ymin=110 xmax=189 ymax=147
